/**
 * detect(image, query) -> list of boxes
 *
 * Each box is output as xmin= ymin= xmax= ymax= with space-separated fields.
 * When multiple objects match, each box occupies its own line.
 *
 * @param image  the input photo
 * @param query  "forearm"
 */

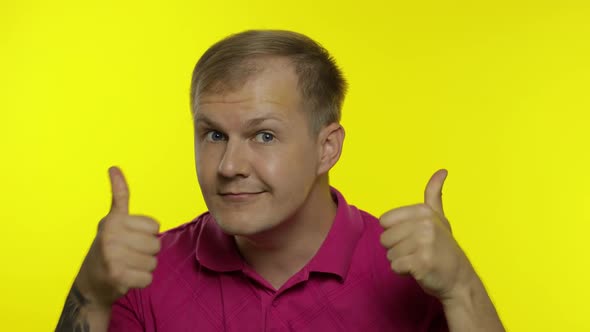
xmin=442 ymin=276 xmax=505 ymax=332
xmin=56 ymin=279 xmax=111 ymax=332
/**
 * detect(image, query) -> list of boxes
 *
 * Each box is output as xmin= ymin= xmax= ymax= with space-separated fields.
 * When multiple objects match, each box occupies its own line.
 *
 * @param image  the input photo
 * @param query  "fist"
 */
xmin=379 ymin=169 xmax=475 ymax=301
xmin=78 ymin=166 xmax=161 ymax=307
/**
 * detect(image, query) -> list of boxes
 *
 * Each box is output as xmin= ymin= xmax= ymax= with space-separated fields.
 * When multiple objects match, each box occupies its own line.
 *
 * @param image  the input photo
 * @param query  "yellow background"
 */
xmin=1 ymin=0 xmax=589 ymax=330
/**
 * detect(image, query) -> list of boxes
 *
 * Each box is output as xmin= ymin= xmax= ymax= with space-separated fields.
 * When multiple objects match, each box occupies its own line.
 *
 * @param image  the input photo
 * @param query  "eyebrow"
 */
xmin=194 ymin=114 xmax=285 ymax=129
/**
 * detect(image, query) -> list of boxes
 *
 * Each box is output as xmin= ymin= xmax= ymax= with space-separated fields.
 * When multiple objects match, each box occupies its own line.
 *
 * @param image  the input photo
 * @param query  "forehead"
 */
xmin=195 ymin=57 xmax=302 ymax=116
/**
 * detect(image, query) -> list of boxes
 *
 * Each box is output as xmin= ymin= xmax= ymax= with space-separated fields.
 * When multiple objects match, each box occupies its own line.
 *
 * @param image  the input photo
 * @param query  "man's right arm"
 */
xmin=55 ymin=166 xmax=161 ymax=332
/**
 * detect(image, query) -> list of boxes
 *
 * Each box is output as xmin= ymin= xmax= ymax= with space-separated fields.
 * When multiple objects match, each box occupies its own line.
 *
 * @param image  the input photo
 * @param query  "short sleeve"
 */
xmin=108 ymin=290 xmax=144 ymax=332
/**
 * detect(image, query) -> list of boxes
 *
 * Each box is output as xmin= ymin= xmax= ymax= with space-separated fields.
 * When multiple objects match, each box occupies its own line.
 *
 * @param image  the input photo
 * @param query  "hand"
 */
xmin=379 ymin=169 xmax=476 ymax=302
xmin=76 ymin=166 xmax=161 ymax=308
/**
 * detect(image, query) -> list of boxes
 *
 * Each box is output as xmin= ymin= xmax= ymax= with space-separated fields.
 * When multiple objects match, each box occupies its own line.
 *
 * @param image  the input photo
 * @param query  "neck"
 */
xmin=234 ymin=176 xmax=337 ymax=290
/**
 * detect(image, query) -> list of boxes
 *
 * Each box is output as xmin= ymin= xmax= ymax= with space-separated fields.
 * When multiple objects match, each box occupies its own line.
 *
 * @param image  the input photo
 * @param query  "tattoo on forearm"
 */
xmin=56 ymin=284 xmax=91 ymax=332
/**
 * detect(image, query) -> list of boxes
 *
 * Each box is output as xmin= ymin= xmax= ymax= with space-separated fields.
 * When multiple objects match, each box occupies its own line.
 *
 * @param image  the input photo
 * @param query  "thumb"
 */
xmin=108 ymin=166 xmax=129 ymax=215
xmin=424 ymin=169 xmax=448 ymax=217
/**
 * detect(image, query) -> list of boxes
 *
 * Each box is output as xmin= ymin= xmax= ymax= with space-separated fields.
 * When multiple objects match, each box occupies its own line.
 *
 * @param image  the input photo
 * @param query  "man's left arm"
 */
xmin=379 ymin=169 xmax=505 ymax=332
xmin=438 ymin=269 xmax=505 ymax=332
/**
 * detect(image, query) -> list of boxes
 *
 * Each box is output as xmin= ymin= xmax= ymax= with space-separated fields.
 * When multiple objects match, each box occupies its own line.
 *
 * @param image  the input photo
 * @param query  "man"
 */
xmin=57 ymin=30 xmax=505 ymax=331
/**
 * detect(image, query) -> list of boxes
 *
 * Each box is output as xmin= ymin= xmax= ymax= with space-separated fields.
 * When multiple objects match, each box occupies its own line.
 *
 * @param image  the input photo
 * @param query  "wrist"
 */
xmin=442 ymin=270 xmax=483 ymax=309
xmin=440 ymin=272 xmax=506 ymax=332
xmin=75 ymin=262 xmax=112 ymax=309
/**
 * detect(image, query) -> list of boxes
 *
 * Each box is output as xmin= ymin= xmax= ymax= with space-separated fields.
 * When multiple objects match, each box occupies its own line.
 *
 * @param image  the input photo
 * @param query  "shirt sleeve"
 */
xmin=107 ymin=289 xmax=144 ymax=332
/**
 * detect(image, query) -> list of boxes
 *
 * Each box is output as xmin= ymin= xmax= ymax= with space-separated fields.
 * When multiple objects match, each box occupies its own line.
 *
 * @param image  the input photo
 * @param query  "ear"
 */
xmin=316 ymin=123 xmax=345 ymax=175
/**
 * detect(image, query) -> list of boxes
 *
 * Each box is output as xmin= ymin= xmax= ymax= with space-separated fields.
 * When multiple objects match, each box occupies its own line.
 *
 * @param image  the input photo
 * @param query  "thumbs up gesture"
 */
xmin=379 ymin=169 xmax=476 ymax=302
xmin=76 ymin=166 xmax=161 ymax=308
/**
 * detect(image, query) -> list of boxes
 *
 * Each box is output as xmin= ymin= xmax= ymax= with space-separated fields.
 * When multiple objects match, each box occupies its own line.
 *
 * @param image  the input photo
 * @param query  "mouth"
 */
xmin=218 ymin=191 xmax=265 ymax=202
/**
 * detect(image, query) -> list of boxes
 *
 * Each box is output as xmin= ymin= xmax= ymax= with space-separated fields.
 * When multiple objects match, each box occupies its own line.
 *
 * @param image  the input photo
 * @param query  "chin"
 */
xmin=213 ymin=212 xmax=278 ymax=236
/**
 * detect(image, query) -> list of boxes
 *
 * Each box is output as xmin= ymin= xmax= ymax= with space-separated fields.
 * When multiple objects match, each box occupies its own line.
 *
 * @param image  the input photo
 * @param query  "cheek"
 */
xmin=195 ymin=145 xmax=219 ymax=183
xmin=254 ymin=144 xmax=317 ymax=183
xmin=250 ymin=151 xmax=282 ymax=182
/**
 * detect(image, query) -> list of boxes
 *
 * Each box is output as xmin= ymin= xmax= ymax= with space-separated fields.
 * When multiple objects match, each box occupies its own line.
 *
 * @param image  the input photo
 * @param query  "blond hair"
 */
xmin=190 ymin=30 xmax=348 ymax=134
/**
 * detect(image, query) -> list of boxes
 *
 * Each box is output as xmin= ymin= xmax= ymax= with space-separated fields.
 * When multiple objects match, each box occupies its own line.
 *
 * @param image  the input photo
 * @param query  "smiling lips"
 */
xmin=219 ymin=191 xmax=265 ymax=202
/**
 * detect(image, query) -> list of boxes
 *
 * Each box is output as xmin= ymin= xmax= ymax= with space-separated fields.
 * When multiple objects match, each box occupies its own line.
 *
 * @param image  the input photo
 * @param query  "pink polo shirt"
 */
xmin=108 ymin=188 xmax=448 ymax=331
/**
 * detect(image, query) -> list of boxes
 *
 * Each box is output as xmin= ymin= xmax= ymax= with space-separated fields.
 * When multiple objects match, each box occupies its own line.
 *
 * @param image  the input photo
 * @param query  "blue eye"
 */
xmin=255 ymin=132 xmax=275 ymax=143
xmin=205 ymin=131 xmax=226 ymax=142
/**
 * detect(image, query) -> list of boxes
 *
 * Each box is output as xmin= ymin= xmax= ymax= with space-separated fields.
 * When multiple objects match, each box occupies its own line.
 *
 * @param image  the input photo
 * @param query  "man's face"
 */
xmin=193 ymin=57 xmax=321 ymax=236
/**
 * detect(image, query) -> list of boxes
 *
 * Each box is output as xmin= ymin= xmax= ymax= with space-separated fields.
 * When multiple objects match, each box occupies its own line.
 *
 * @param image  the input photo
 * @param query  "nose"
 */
xmin=217 ymin=139 xmax=250 ymax=178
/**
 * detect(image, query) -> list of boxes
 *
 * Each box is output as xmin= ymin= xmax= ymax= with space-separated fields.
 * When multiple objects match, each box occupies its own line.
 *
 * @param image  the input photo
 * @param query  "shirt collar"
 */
xmin=195 ymin=187 xmax=364 ymax=280
xmin=195 ymin=214 xmax=244 ymax=272
xmin=306 ymin=187 xmax=364 ymax=280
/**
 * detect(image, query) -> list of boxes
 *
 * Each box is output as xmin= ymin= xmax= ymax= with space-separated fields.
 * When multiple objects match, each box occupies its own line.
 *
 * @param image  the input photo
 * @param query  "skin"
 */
xmin=193 ymin=57 xmax=344 ymax=289
xmin=56 ymin=55 xmax=504 ymax=331
xmin=55 ymin=167 xmax=162 ymax=332
xmin=380 ymin=170 xmax=505 ymax=331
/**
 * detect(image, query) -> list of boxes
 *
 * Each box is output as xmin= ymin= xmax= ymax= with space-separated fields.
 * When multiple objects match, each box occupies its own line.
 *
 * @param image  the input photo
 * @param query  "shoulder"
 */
xmin=352 ymin=206 xmax=426 ymax=293
xmin=148 ymin=212 xmax=210 ymax=289
xmin=357 ymin=208 xmax=381 ymax=232
xmin=353 ymin=207 xmax=384 ymax=249
xmin=154 ymin=212 xmax=211 ymax=266
xmin=352 ymin=207 xmax=446 ymax=327
xmin=110 ymin=213 xmax=214 ymax=328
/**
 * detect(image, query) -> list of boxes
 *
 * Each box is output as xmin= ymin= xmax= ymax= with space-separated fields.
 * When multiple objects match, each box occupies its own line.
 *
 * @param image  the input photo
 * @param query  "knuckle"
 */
xmin=420 ymin=218 xmax=435 ymax=232
xmin=386 ymin=248 xmax=394 ymax=261
xmin=100 ymin=217 xmax=120 ymax=236
xmin=137 ymin=214 xmax=157 ymax=225
xmin=138 ymin=273 xmax=153 ymax=288
xmin=419 ymin=250 xmax=433 ymax=267
xmin=418 ymin=218 xmax=430 ymax=227
xmin=132 ymin=215 xmax=161 ymax=234
xmin=391 ymin=258 xmax=410 ymax=274
xmin=390 ymin=259 xmax=401 ymax=273
xmin=417 ymin=234 xmax=432 ymax=247
xmin=100 ymin=233 xmax=119 ymax=250
xmin=107 ymin=265 xmax=125 ymax=283
xmin=97 ymin=240 xmax=116 ymax=262
xmin=152 ymin=239 xmax=162 ymax=253
xmin=116 ymin=285 xmax=129 ymax=296
xmin=134 ymin=213 xmax=151 ymax=220
xmin=419 ymin=204 xmax=431 ymax=215
xmin=101 ymin=245 xmax=117 ymax=263
xmin=419 ymin=222 xmax=435 ymax=242
xmin=147 ymin=257 xmax=158 ymax=271
xmin=379 ymin=211 xmax=392 ymax=224
xmin=379 ymin=233 xmax=389 ymax=247
xmin=149 ymin=218 xmax=160 ymax=233
xmin=130 ymin=215 xmax=147 ymax=226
